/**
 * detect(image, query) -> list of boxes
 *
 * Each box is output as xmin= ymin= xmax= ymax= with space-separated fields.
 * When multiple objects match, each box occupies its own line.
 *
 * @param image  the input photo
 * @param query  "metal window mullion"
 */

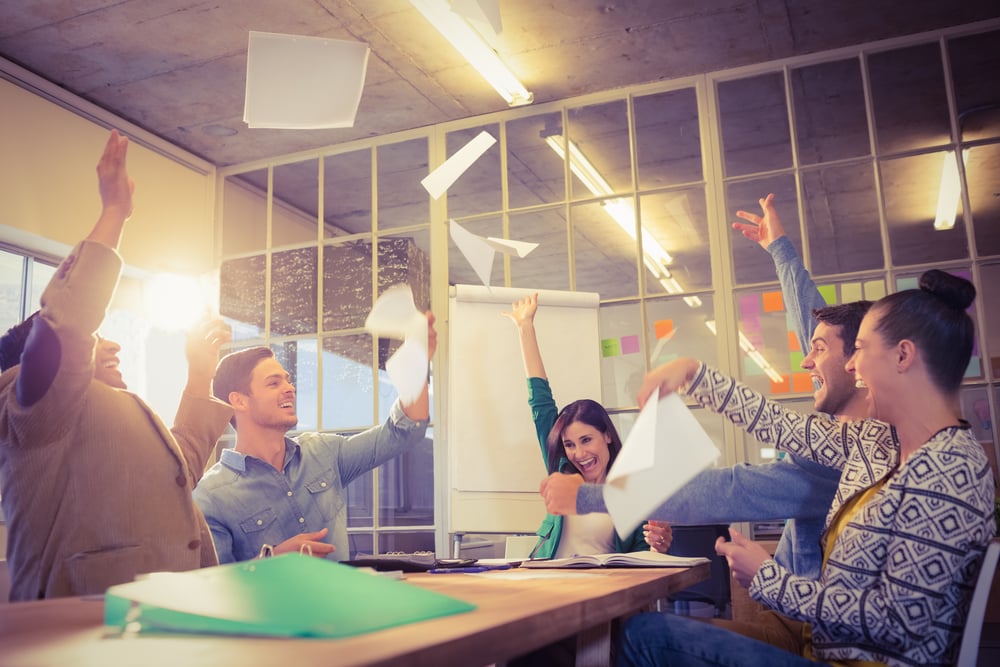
xmin=858 ymin=50 xmax=894 ymax=285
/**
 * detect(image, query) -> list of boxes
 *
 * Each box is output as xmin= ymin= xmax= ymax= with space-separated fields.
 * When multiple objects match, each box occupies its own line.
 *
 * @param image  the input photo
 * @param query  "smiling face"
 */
xmin=846 ymin=309 xmax=898 ymax=421
xmin=239 ymin=357 xmax=298 ymax=432
xmin=94 ymin=336 xmax=127 ymax=389
xmin=561 ymin=420 xmax=612 ymax=484
xmin=800 ymin=321 xmax=859 ymax=417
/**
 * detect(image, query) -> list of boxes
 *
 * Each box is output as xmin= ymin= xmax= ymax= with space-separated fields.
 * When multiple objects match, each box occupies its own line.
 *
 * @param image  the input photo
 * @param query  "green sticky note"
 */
xmin=789 ymin=350 xmax=804 ymax=371
xmin=817 ymin=284 xmax=836 ymax=305
xmin=601 ymin=338 xmax=621 ymax=357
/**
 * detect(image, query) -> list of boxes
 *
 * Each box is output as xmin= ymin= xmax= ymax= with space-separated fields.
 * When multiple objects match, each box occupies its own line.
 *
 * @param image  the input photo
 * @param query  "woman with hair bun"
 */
xmin=622 ymin=269 xmax=995 ymax=667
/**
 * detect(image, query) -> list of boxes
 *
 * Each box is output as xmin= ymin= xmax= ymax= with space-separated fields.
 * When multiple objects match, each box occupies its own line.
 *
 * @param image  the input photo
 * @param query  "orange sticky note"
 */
xmin=654 ymin=319 xmax=674 ymax=339
xmin=770 ymin=375 xmax=791 ymax=394
xmin=787 ymin=330 xmax=801 ymax=352
xmin=792 ymin=372 xmax=813 ymax=393
xmin=762 ymin=291 xmax=784 ymax=312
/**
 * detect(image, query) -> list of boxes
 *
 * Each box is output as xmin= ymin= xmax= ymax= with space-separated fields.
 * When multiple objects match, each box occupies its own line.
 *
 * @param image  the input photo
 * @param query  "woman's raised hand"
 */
xmin=501 ymin=292 xmax=539 ymax=329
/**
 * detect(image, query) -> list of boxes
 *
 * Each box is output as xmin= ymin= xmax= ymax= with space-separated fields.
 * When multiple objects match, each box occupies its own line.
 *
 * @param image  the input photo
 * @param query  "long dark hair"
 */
xmin=871 ymin=269 xmax=976 ymax=394
xmin=545 ymin=399 xmax=623 ymax=475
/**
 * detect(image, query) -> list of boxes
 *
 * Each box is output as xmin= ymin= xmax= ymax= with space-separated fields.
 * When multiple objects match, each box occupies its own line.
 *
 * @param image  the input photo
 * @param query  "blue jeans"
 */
xmin=619 ymin=613 xmax=831 ymax=667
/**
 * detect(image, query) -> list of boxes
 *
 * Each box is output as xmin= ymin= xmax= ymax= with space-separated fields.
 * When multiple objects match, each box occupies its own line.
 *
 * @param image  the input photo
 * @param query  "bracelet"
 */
xmin=258 ymin=544 xmax=275 ymax=559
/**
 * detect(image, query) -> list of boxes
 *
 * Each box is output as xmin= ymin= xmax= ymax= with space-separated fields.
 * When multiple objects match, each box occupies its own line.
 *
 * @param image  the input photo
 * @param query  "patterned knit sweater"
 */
xmin=686 ymin=363 xmax=995 ymax=666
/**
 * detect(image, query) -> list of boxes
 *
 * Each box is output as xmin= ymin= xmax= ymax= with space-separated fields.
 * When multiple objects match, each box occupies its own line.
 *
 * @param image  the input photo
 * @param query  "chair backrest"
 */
xmin=956 ymin=538 xmax=1000 ymax=667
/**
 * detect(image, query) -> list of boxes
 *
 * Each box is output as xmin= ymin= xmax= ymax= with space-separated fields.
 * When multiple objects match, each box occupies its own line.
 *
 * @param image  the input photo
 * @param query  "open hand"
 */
xmin=501 ymin=292 xmax=539 ymax=329
xmin=731 ymin=193 xmax=786 ymax=251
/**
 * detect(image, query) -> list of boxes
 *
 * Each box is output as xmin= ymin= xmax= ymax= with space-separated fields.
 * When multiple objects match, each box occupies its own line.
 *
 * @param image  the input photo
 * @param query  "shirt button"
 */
xmin=320 ymin=482 xmax=327 ymax=488
xmin=175 ymin=475 xmax=187 ymax=487
xmin=256 ymin=519 xmax=263 ymax=526
xmin=188 ymin=540 xmax=200 ymax=550
xmin=299 ymin=517 xmax=305 ymax=523
xmin=287 ymin=491 xmax=293 ymax=497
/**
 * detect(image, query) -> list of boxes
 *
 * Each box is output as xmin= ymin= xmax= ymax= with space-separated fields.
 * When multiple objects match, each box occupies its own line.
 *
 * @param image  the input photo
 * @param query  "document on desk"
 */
xmin=603 ymin=390 xmax=720 ymax=537
xmin=104 ymin=554 xmax=475 ymax=638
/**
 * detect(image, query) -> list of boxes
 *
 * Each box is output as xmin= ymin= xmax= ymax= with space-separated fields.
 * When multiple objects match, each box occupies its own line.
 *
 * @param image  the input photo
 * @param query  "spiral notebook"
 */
xmin=104 ymin=553 xmax=475 ymax=638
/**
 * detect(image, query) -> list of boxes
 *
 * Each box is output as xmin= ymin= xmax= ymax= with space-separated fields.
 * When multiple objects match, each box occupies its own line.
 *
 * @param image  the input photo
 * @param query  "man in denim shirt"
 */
xmin=541 ymin=195 xmax=871 ymax=580
xmin=193 ymin=315 xmax=435 ymax=563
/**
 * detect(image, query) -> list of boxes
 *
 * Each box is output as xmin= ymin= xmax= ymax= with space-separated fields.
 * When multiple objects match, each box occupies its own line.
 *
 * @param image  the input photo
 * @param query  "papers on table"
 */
xmin=449 ymin=220 xmax=539 ymax=287
xmin=421 ymin=131 xmax=497 ymax=199
xmin=603 ymin=390 xmax=720 ymax=537
xmin=364 ymin=285 xmax=428 ymax=404
xmin=244 ymin=31 xmax=370 ymax=129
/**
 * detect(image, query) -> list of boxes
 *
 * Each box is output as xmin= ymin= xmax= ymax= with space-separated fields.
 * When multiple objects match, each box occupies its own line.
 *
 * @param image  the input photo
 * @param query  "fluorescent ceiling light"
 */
xmin=705 ymin=320 xmax=784 ymax=384
xmin=410 ymin=0 xmax=532 ymax=106
xmin=934 ymin=149 xmax=968 ymax=231
xmin=544 ymin=134 xmax=701 ymax=307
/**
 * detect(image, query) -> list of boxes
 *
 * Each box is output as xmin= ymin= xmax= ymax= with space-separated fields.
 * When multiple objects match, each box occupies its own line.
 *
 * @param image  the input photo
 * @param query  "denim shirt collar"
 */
xmin=219 ymin=437 xmax=300 ymax=473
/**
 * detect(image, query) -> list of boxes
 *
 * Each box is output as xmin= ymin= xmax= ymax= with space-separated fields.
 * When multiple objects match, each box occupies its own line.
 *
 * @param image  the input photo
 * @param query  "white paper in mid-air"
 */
xmin=364 ymin=285 xmax=428 ymax=404
xmin=603 ymin=390 xmax=720 ymax=536
xmin=421 ymin=131 xmax=497 ymax=199
xmin=449 ymin=220 xmax=539 ymax=287
xmin=243 ymin=31 xmax=370 ymax=129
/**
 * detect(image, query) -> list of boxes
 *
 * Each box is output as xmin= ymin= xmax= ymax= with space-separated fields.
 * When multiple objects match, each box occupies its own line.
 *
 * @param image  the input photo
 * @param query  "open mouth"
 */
xmin=576 ymin=456 xmax=597 ymax=471
xmin=279 ymin=401 xmax=294 ymax=409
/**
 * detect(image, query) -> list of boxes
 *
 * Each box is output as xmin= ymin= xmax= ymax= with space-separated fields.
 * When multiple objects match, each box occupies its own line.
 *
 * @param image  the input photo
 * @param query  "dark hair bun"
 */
xmin=919 ymin=269 xmax=976 ymax=311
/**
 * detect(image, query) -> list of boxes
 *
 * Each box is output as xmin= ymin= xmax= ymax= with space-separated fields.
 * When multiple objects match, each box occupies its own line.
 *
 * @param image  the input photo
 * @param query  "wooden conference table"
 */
xmin=0 ymin=563 xmax=709 ymax=667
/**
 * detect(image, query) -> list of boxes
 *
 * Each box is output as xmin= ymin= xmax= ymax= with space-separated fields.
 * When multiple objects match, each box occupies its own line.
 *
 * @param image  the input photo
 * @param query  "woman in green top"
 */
xmin=503 ymin=292 xmax=671 ymax=559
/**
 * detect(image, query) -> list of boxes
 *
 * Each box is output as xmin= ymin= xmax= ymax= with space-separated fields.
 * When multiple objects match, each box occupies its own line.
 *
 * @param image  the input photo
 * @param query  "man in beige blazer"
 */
xmin=0 ymin=130 xmax=233 ymax=601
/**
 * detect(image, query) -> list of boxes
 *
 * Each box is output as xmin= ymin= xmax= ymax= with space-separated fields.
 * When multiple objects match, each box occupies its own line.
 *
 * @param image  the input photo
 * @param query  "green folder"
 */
xmin=104 ymin=553 xmax=476 ymax=638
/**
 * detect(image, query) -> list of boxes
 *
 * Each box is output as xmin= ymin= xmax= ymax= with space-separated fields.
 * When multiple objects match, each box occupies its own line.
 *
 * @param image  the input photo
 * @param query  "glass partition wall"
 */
xmin=217 ymin=23 xmax=1000 ymax=555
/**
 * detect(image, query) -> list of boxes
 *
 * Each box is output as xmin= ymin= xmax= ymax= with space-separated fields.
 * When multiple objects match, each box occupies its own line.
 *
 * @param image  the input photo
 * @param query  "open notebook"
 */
xmin=520 ymin=551 xmax=709 ymax=569
xmin=104 ymin=553 xmax=475 ymax=638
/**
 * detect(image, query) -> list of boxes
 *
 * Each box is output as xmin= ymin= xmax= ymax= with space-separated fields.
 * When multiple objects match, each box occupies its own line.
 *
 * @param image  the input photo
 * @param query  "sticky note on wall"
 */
xmin=654 ymin=319 xmax=674 ymax=339
xmin=620 ymin=335 xmax=639 ymax=355
xmin=601 ymin=338 xmax=621 ymax=357
xmin=762 ymin=291 xmax=784 ymax=312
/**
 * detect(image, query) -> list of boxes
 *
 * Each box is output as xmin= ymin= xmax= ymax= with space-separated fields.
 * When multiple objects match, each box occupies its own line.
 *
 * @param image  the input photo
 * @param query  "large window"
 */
xmin=219 ymin=23 xmax=1000 ymax=551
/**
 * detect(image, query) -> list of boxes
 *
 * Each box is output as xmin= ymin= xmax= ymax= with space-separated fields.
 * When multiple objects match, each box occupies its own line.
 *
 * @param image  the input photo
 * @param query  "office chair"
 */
xmin=665 ymin=524 xmax=731 ymax=617
xmin=956 ymin=538 xmax=1000 ymax=667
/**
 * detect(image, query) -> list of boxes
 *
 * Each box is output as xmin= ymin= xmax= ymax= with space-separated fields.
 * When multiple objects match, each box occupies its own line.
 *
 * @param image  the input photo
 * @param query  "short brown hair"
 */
xmin=213 ymin=346 xmax=274 ymax=426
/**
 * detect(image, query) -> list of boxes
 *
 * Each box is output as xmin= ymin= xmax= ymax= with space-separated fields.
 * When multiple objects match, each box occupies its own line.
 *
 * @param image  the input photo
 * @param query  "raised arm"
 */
xmin=501 ymin=292 xmax=546 ymax=379
xmin=732 ymin=194 xmax=827 ymax=353
xmin=171 ymin=316 xmax=235 ymax=483
xmin=15 ymin=131 xmax=133 ymax=413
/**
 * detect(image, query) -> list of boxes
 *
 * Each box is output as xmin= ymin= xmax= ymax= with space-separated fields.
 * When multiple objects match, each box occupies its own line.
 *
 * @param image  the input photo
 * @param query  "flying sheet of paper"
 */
xmin=485 ymin=237 xmax=538 ymax=258
xmin=364 ymin=285 xmax=428 ymax=404
xmin=421 ymin=131 xmax=497 ymax=200
xmin=603 ymin=390 xmax=720 ymax=537
xmin=449 ymin=221 xmax=539 ymax=287
xmin=244 ymin=31 xmax=370 ymax=129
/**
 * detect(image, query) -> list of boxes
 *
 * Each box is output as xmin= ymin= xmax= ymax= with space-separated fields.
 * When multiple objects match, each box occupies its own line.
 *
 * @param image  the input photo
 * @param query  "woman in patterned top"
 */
xmin=620 ymin=269 xmax=995 ymax=667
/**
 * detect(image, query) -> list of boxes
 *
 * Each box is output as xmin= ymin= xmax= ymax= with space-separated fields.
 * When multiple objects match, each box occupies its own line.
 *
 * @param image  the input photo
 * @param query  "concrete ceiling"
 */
xmin=2 ymin=0 xmax=999 ymax=167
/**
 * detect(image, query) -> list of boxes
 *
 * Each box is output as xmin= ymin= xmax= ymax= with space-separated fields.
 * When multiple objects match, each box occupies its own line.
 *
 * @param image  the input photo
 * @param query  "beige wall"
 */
xmin=0 ymin=78 xmax=216 ymax=275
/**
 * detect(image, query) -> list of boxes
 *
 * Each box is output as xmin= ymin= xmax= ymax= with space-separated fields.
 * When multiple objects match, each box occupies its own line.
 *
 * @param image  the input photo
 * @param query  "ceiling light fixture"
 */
xmin=933 ymin=149 xmax=968 ymax=231
xmin=705 ymin=320 xmax=784 ymax=383
xmin=544 ymin=134 xmax=701 ymax=308
xmin=409 ymin=0 xmax=533 ymax=106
